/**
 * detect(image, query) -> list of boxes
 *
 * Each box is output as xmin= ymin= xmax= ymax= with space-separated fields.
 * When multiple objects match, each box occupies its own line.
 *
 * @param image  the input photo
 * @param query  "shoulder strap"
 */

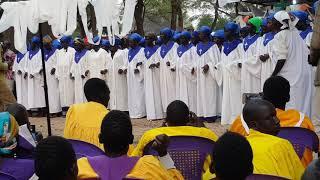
xmin=295 ymin=112 xmax=305 ymax=127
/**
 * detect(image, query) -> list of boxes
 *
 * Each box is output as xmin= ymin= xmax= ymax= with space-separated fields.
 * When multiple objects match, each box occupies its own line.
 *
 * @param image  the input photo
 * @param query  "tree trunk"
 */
xmin=211 ymin=0 xmax=219 ymax=30
xmin=171 ymin=0 xmax=178 ymax=30
xmin=177 ymin=0 xmax=183 ymax=31
xmin=134 ymin=0 xmax=145 ymax=35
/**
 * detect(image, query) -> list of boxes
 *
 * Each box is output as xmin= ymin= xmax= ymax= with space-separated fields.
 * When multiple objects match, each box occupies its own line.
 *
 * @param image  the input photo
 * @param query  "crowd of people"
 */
xmin=0 ymin=8 xmax=320 ymax=180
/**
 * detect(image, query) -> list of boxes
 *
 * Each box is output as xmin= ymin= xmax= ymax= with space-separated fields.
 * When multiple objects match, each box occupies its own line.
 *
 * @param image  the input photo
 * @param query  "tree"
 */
xmin=197 ymin=15 xmax=213 ymax=29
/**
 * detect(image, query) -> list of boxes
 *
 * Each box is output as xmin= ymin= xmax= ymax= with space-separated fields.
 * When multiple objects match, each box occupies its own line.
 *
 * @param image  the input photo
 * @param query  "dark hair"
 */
xmin=213 ymin=132 xmax=253 ymax=180
xmin=99 ymin=110 xmax=134 ymax=153
xmin=6 ymin=103 xmax=29 ymax=126
xmin=243 ymin=99 xmax=274 ymax=125
xmin=166 ymin=100 xmax=189 ymax=126
xmin=35 ymin=136 xmax=77 ymax=180
xmin=84 ymin=78 xmax=110 ymax=107
xmin=263 ymin=76 xmax=290 ymax=108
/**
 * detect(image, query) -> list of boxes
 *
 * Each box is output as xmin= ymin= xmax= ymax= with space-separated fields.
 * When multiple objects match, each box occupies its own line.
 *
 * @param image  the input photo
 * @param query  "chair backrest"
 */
xmin=68 ymin=139 xmax=105 ymax=159
xmin=143 ymin=136 xmax=215 ymax=180
xmin=0 ymin=172 xmax=17 ymax=180
xmin=0 ymin=158 xmax=34 ymax=180
xmin=246 ymin=174 xmax=289 ymax=180
xmin=277 ymin=127 xmax=319 ymax=158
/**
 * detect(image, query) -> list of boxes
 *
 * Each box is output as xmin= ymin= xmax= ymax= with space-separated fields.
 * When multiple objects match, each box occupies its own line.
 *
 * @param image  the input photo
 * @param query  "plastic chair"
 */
xmin=246 ymin=174 xmax=289 ymax=180
xmin=277 ymin=127 xmax=319 ymax=158
xmin=0 ymin=158 xmax=34 ymax=180
xmin=143 ymin=136 xmax=215 ymax=180
xmin=0 ymin=172 xmax=16 ymax=180
xmin=68 ymin=139 xmax=105 ymax=159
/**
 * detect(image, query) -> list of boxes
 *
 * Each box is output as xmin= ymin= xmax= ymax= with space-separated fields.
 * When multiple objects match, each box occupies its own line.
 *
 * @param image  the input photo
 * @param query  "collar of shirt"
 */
xmin=263 ymin=32 xmax=276 ymax=46
xmin=177 ymin=43 xmax=193 ymax=57
xmin=128 ymin=46 xmax=142 ymax=62
xmin=144 ymin=45 xmax=159 ymax=60
xmin=223 ymin=39 xmax=242 ymax=56
xmin=160 ymin=41 xmax=175 ymax=59
xmin=243 ymin=34 xmax=260 ymax=52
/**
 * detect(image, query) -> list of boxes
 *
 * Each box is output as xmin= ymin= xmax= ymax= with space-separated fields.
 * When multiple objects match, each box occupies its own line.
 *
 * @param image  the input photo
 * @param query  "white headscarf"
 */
xmin=274 ymin=11 xmax=290 ymax=30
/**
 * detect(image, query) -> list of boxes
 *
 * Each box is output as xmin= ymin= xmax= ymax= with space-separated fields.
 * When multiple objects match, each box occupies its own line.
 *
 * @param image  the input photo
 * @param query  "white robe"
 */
xmin=56 ymin=47 xmax=75 ymax=107
xmin=144 ymin=48 xmax=165 ymax=120
xmin=70 ymin=50 xmax=88 ymax=104
xmin=195 ymin=43 xmax=221 ymax=117
xmin=272 ymin=29 xmax=312 ymax=116
xmin=26 ymin=50 xmax=45 ymax=109
xmin=87 ymin=49 xmax=108 ymax=80
xmin=45 ymin=51 xmax=61 ymax=113
xmin=175 ymin=46 xmax=197 ymax=113
xmin=217 ymin=43 xmax=243 ymax=125
xmin=109 ymin=49 xmax=128 ymax=111
xmin=127 ymin=48 xmax=146 ymax=118
xmin=12 ymin=54 xmax=29 ymax=109
xmin=241 ymin=35 xmax=261 ymax=95
xmin=159 ymin=42 xmax=178 ymax=112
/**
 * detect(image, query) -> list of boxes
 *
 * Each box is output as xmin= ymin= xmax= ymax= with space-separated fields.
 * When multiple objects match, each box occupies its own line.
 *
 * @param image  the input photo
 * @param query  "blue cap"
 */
xmin=224 ymin=22 xmax=240 ymax=34
xmin=173 ymin=32 xmax=181 ymax=41
xmin=160 ymin=28 xmax=173 ymax=38
xmin=290 ymin=10 xmax=310 ymax=22
xmin=60 ymin=35 xmax=72 ymax=43
xmin=262 ymin=18 xmax=268 ymax=27
xmin=93 ymin=36 xmax=100 ymax=44
xmin=192 ymin=31 xmax=199 ymax=38
xmin=31 ymin=36 xmax=40 ymax=44
xmin=213 ymin=29 xmax=225 ymax=39
xmin=199 ymin=26 xmax=212 ymax=35
xmin=100 ymin=39 xmax=110 ymax=47
xmin=129 ymin=33 xmax=143 ymax=42
xmin=52 ymin=39 xmax=62 ymax=49
xmin=139 ymin=38 xmax=146 ymax=46
xmin=180 ymin=31 xmax=192 ymax=40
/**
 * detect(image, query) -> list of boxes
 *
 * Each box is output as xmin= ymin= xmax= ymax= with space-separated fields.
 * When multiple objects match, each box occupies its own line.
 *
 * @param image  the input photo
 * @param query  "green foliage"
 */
xmin=214 ymin=16 xmax=229 ymax=30
xmin=197 ymin=15 xmax=213 ymax=29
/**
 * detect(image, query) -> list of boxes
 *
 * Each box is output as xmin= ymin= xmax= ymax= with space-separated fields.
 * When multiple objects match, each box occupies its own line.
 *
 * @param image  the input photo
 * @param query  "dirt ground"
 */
xmin=29 ymin=117 xmax=229 ymax=144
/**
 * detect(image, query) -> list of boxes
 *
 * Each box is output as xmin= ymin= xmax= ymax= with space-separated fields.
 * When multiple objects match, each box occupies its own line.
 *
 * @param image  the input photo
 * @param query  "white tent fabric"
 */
xmin=218 ymin=0 xmax=240 ymax=7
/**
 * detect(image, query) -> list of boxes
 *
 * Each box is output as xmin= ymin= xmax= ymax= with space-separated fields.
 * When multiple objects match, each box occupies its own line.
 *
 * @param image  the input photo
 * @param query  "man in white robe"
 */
xmin=55 ymin=36 xmax=75 ymax=113
xmin=143 ymin=33 xmax=164 ymax=120
xmin=26 ymin=36 xmax=45 ymax=113
xmin=87 ymin=37 xmax=108 ymax=80
xmin=159 ymin=28 xmax=178 ymax=111
xmin=43 ymin=36 xmax=61 ymax=114
xmin=195 ymin=26 xmax=221 ymax=120
xmin=127 ymin=33 xmax=146 ymax=118
xmin=12 ymin=52 xmax=28 ymax=109
xmin=271 ymin=11 xmax=313 ymax=117
xmin=70 ymin=38 xmax=88 ymax=104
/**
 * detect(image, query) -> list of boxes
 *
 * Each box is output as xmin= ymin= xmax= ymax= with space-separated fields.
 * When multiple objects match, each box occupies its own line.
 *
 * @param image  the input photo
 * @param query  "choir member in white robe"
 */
xmin=12 ymin=52 xmax=28 ymax=109
xmin=271 ymin=11 xmax=312 ymax=116
xmin=195 ymin=26 xmax=221 ymax=119
xmin=127 ymin=33 xmax=146 ymax=118
xmin=143 ymin=33 xmax=164 ymax=120
xmin=70 ymin=38 xmax=88 ymax=104
xmin=175 ymin=31 xmax=197 ymax=113
xmin=55 ymin=36 xmax=75 ymax=109
xmin=87 ymin=43 xmax=108 ymax=80
xmin=26 ymin=37 xmax=46 ymax=110
xmin=159 ymin=28 xmax=178 ymax=111
xmin=216 ymin=22 xmax=243 ymax=125
xmin=108 ymin=41 xmax=129 ymax=111
xmin=43 ymin=37 xmax=61 ymax=114
xmin=290 ymin=10 xmax=313 ymax=46
xmin=240 ymin=17 xmax=263 ymax=95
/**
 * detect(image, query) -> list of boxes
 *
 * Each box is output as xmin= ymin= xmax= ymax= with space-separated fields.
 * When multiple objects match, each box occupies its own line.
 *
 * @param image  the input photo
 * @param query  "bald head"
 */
xmin=243 ymin=99 xmax=280 ymax=136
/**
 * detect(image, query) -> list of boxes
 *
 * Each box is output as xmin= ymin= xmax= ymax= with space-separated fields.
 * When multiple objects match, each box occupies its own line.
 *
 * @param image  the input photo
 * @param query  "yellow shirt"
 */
xmin=64 ymin=102 xmax=109 ymax=150
xmin=229 ymin=109 xmax=315 ymax=167
xmin=247 ymin=129 xmax=304 ymax=180
xmin=77 ymin=155 xmax=184 ymax=180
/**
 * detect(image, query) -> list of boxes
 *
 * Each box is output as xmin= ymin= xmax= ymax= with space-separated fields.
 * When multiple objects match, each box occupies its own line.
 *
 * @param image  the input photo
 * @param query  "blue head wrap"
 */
xmin=262 ymin=19 xmax=268 ymax=27
xmin=224 ymin=22 xmax=240 ymax=35
xmin=267 ymin=13 xmax=275 ymax=21
xmin=31 ymin=36 xmax=40 ymax=44
xmin=192 ymin=31 xmax=199 ymax=38
xmin=160 ymin=28 xmax=173 ymax=39
xmin=93 ymin=36 xmax=100 ymax=44
xmin=290 ymin=10 xmax=310 ymax=23
xmin=100 ymin=39 xmax=110 ymax=47
xmin=180 ymin=31 xmax=192 ymax=40
xmin=199 ymin=26 xmax=212 ymax=36
xmin=52 ymin=39 xmax=62 ymax=49
xmin=173 ymin=32 xmax=181 ymax=41
xmin=60 ymin=35 xmax=72 ymax=43
xmin=114 ymin=38 xmax=121 ymax=46
xmin=213 ymin=29 xmax=225 ymax=39
xmin=129 ymin=33 xmax=143 ymax=42
xmin=139 ymin=38 xmax=146 ymax=46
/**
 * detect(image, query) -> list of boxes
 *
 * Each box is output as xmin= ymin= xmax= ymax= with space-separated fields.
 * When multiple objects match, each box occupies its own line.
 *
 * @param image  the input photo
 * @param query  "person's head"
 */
xmin=60 ymin=36 xmax=72 ymax=49
xmin=240 ymin=26 xmax=250 ymax=39
xmin=266 ymin=14 xmax=275 ymax=32
xmin=166 ymin=100 xmax=190 ymax=126
xmin=73 ymin=38 xmax=85 ymax=52
xmin=261 ymin=19 xmax=269 ymax=34
xmin=271 ymin=11 xmax=290 ymax=32
xmin=31 ymin=36 xmax=40 ymax=50
xmin=212 ymin=29 xmax=225 ymax=46
xmin=92 ymin=36 xmax=100 ymax=52
xmin=302 ymin=159 xmax=320 ymax=180
xmin=160 ymin=28 xmax=173 ymax=44
xmin=212 ymin=132 xmax=253 ymax=180
xmin=145 ymin=33 xmax=157 ymax=47
xmin=247 ymin=17 xmax=262 ymax=35
xmin=100 ymin=39 xmax=110 ymax=51
xmin=52 ymin=39 xmax=62 ymax=50
xmin=84 ymin=78 xmax=110 ymax=108
xmin=128 ymin=33 xmax=142 ymax=48
xmin=179 ymin=31 xmax=192 ymax=46
xmin=198 ymin=26 xmax=212 ymax=42
xmin=6 ymin=103 xmax=30 ymax=127
xmin=0 ymin=112 xmax=19 ymax=157
xmin=35 ymin=136 xmax=78 ymax=180
xmin=43 ymin=35 xmax=53 ymax=50
xmin=243 ymin=99 xmax=280 ymax=136
xmin=173 ymin=32 xmax=181 ymax=44
xmin=224 ymin=22 xmax=240 ymax=41
xmin=290 ymin=10 xmax=310 ymax=31
xmin=263 ymin=76 xmax=290 ymax=110
xmin=191 ymin=31 xmax=200 ymax=45
xmin=99 ymin=110 xmax=133 ymax=156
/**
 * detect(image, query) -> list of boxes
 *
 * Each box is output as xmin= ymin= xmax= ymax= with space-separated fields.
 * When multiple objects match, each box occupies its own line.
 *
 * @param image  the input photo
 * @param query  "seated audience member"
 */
xmin=203 ymin=132 xmax=253 ymax=180
xmin=230 ymin=76 xmax=314 ymax=166
xmin=34 ymin=136 xmax=78 ymax=180
xmin=243 ymin=99 xmax=304 ymax=180
xmin=302 ymin=159 xmax=320 ymax=180
xmin=64 ymin=78 xmax=110 ymax=150
xmin=77 ymin=110 xmax=183 ymax=180
xmin=0 ymin=112 xmax=18 ymax=157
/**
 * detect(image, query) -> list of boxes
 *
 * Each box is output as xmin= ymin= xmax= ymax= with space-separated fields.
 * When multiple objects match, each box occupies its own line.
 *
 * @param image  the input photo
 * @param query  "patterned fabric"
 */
xmin=3 ymin=49 xmax=15 ymax=80
xmin=0 ymin=112 xmax=18 ymax=155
